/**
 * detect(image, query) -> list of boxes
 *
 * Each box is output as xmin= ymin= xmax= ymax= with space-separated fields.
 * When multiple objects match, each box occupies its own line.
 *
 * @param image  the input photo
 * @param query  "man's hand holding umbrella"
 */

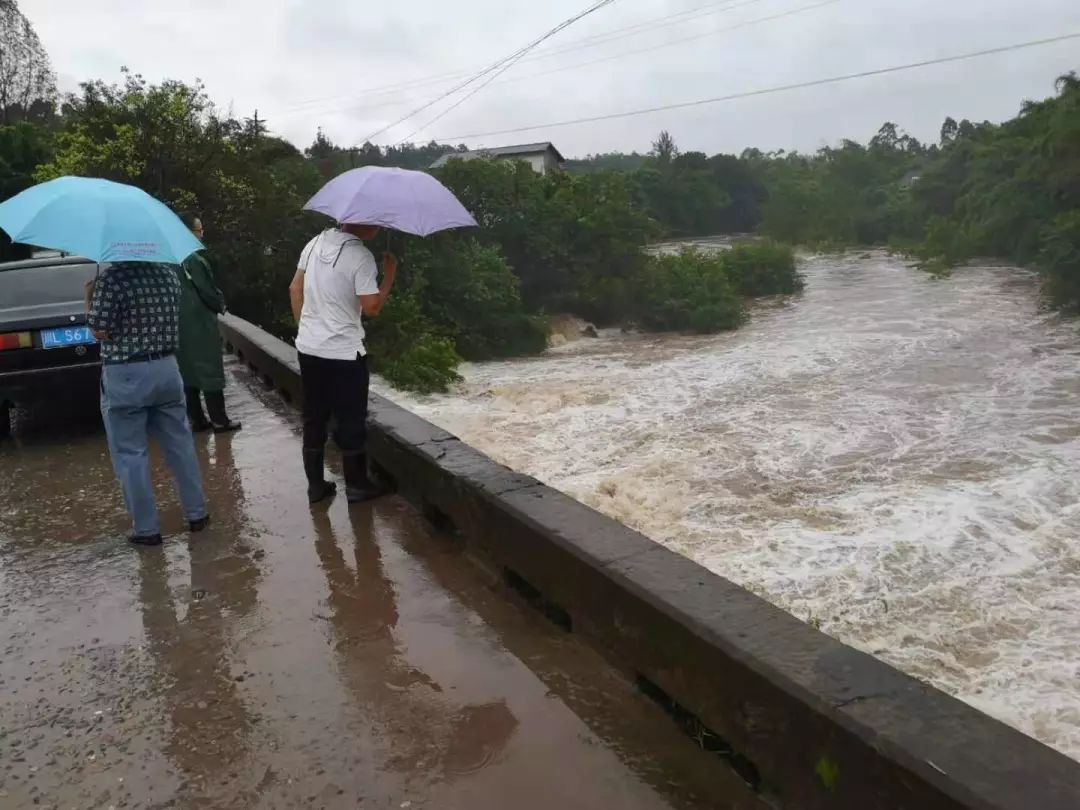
xmin=361 ymin=250 xmax=398 ymax=318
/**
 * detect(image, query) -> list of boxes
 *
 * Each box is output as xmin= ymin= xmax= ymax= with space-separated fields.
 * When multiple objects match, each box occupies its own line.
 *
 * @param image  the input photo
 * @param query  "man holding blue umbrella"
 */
xmin=0 ymin=176 xmax=211 ymax=545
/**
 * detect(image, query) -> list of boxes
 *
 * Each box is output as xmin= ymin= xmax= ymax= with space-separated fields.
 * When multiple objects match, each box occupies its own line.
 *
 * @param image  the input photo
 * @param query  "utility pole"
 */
xmin=244 ymin=109 xmax=264 ymax=147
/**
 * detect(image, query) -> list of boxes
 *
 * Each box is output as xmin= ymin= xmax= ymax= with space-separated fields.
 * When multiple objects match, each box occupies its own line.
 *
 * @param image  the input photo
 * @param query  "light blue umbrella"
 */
xmin=0 ymin=176 xmax=203 ymax=263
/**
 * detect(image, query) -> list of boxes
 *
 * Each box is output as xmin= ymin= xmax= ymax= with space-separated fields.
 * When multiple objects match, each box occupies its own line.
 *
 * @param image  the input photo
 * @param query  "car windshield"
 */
xmin=0 ymin=262 xmax=100 ymax=310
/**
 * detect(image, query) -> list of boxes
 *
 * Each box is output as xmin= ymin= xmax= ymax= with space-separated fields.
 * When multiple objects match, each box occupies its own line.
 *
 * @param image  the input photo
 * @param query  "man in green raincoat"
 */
xmin=176 ymin=213 xmax=240 ymax=433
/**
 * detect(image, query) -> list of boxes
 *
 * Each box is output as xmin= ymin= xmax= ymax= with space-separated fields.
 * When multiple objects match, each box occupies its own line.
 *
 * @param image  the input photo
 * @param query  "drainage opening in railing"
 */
xmin=635 ymin=673 xmax=763 ymax=792
xmin=421 ymin=500 xmax=459 ymax=538
xmin=504 ymin=567 xmax=573 ymax=632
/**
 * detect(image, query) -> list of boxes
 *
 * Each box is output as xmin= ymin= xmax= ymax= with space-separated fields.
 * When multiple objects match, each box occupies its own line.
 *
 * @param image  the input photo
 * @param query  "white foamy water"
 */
xmin=378 ymin=251 xmax=1080 ymax=759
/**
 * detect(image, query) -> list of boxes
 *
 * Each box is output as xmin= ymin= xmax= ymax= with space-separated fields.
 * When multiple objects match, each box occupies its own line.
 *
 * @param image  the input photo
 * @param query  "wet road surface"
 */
xmin=0 ymin=360 xmax=759 ymax=810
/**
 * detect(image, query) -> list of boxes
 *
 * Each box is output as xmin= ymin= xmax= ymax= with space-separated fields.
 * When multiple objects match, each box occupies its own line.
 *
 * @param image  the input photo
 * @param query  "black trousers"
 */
xmin=298 ymin=352 xmax=369 ymax=455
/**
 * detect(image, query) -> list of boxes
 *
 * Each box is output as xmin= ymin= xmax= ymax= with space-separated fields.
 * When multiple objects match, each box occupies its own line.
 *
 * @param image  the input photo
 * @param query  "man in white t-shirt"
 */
xmin=289 ymin=224 xmax=397 ymax=504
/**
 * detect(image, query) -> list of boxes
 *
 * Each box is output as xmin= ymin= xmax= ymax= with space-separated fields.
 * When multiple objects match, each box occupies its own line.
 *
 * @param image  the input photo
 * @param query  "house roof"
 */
xmin=430 ymin=141 xmax=564 ymax=168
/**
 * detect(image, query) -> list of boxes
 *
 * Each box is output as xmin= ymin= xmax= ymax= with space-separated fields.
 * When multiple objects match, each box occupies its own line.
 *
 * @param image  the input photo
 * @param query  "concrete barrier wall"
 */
xmin=220 ymin=313 xmax=1080 ymax=809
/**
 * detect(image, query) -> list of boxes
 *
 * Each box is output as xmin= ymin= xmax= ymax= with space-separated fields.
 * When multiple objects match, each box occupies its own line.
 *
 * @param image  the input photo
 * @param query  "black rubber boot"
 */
xmin=343 ymin=453 xmax=388 ymax=504
xmin=205 ymin=390 xmax=241 ymax=433
xmin=129 ymin=533 xmax=163 ymax=547
xmin=185 ymin=387 xmax=212 ymax=432
xmin=304 ymin=449 xmax=337 ymax=504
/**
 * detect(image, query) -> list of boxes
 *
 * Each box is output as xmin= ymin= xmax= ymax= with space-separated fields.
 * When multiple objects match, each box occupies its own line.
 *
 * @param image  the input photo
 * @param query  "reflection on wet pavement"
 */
xmin=0 ymin=360 xmax=760 ymax=810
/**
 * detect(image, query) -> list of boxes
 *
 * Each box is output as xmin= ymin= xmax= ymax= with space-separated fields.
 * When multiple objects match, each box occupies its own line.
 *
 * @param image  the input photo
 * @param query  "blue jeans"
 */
xmin=100 ymin=355 xmax=208 ymax=537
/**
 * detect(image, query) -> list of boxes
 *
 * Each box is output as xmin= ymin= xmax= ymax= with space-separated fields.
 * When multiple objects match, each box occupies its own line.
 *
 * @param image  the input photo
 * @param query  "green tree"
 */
xmin=707 ymin=153 xmax=766 ymax=233
xmin=0 ymin=0 xmax=55 ymax=124
xmin=907 ymin=73 xmax=1079 ymax=281
xmin=651 ymin=130 xmax=678 ymax=166
xmin=35 ymin=71 xmax=323 ymax=338
xmin=0 ymin=119 xmax=51 ymax=199
xmin=0 ymin=119 xmax=53 ymax=259
xmin=398 ymin=237 xmax=547 ymax=360
xmin=433 ymin=157 xmax=658 ymax=321
xmin=635 ymin=248 xmax=744 ymax=333
xmin=1038 ymin=212 xmax=1080 ymax=311
xmin=722 ymin=240 xmax=802 ymax=297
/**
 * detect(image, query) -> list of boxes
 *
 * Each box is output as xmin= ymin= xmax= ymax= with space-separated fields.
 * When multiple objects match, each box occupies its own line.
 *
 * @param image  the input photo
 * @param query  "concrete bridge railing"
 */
xmin=220 ymin=312 xmax=1080 ymax=810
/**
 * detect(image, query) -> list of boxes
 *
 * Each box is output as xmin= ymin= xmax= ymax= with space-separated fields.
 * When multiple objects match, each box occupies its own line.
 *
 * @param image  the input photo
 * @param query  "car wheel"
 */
xmin=0 ymin=401 xmax=11 ymax=440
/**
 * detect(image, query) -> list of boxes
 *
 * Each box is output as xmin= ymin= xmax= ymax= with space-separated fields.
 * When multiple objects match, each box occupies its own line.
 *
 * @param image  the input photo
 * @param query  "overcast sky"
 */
xmin=22 ymin=0 xmax=1080 ymax=158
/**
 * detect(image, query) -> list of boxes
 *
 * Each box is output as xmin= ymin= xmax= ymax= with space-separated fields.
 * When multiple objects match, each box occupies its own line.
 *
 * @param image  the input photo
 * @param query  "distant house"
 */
xmin=900 ymin=171 xmax=922 ymax=189
xmin=430 ymin=142 xmax=565 ymax=175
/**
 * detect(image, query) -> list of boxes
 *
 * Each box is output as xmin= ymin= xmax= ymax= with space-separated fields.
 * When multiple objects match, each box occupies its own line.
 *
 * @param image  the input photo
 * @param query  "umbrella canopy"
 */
xmin=0 ymin=176 xmax=203 ymax=264
xmin=303 ymin=166 xmax=477 ymax=237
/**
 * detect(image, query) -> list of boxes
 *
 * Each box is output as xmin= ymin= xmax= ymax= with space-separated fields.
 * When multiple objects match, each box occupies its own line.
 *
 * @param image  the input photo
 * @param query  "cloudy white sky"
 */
xmin=21 ymin=0 xmax=1080 ymax=158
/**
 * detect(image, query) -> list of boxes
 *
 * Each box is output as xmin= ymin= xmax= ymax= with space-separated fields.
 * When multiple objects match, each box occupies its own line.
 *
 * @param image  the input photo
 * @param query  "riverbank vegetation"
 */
xmin=1 ymin=2 xmax=1074 ymax=390
xmin=571 ymin=75 xmax=1080 ymax=310
xmin=635 ymin=241 xmax=800 ymax=333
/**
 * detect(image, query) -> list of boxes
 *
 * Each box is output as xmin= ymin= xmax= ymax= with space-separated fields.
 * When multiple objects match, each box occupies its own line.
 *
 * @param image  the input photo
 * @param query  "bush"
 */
xmin=378 ymin=334 xmax=463 ymax=393
xmin=366 ymin=289 xmax=462 ymax=393
xmin=910 ymin=215 xmax=974 ymax=275
xmin=1038 ymin=212 xmax=1080 ymax=312
xmin=402 ymin=237 xmax=548 ymax=360
xmin=721 ymin=240 xmax=803 ymax=296
xmin=634 ymin=248 xmax=744 ymax=333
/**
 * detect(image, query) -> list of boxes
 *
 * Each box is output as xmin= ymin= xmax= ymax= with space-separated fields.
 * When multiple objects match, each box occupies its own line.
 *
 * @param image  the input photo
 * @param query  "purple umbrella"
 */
xmin=302 ymin=166 xmax=477 ymax=237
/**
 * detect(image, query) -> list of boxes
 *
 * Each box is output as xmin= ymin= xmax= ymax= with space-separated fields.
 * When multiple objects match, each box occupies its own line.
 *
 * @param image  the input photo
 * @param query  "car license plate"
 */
xmin=40 ymin=326 xmax=96 ymax=349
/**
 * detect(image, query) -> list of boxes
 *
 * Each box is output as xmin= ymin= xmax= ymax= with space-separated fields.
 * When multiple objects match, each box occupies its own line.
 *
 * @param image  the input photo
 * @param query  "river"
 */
xmin=380 ymin=247 xmax=1080 ymax=760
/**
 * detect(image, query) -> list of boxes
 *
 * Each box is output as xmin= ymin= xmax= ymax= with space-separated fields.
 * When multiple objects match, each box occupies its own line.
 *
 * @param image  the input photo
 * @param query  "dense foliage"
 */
xmin=431 ymin=156 xmax=659 ymax=323
xmin=33 ymin=71 xmax=325 ymax=341
xmin=1 ymin=74 xmax=682 ymax=391
xmin=722 ymin=240 xmax=802 ymax=297
xmin=635 ymin=241 xmax=800 ymax=333
xmin=24 ymin=73 xmax=558 ymax=391
xmin=637 ymin=248 xmax=744 ymax=333
xmin=566 ymin=76 xmax=1080 ymax=308
xmin=1038 ymin=212 xmax=1080 ymax=313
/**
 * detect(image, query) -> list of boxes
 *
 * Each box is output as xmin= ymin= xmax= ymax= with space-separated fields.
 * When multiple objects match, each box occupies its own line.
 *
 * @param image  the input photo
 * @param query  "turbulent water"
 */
xmin=381 ymin=248 xmax=1080 ymax=759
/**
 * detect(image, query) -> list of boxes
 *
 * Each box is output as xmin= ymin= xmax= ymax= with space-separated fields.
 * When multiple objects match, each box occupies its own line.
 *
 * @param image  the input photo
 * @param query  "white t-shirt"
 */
xmin=295 ymin=229 xmax=379 ymax=360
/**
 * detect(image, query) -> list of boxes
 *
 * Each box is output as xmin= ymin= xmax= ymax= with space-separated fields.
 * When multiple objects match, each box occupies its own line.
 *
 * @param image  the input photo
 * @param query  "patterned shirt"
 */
xmin=88 ymin=262 xmax=181 ymax=363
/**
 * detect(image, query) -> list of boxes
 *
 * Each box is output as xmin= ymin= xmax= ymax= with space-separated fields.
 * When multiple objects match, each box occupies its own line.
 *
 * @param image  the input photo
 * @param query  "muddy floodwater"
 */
xmin=386 ymin=248 xmax=1080 ymax=760
xmin=0 ymin=361 xmax=760 ymax=810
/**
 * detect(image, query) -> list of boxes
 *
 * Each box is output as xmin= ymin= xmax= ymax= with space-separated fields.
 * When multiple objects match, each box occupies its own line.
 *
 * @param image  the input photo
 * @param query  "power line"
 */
xmin=397 ymin=0 xmax=839 ymax=144
xmin=478 ymin=1 xmax=840 ymax=95
xmin=395 ymin=0 xmax=757 ymax=145
xmin=274 ymin=0 xmax=765 ymax=118
xmin=436 ymin=32 xmax=1080 ymax=143
xmin=395 ymin=52 xmax=525 ymax=146
xmin=516 ymin=0 xmax=768 ymax=62
xmin=358 ymin=0 xmax=619 ymax=145
xmin=281 ymin=0 xmax=829 ymax=131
